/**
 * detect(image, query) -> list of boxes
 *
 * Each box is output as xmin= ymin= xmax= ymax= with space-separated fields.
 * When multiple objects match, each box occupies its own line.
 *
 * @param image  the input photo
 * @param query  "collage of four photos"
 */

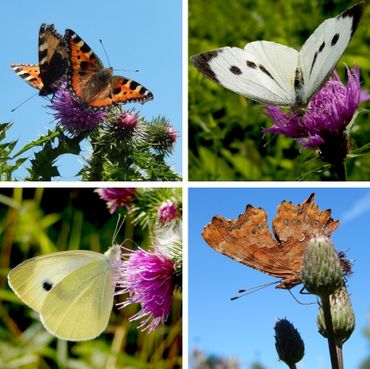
xmin=1 ymin=1 xmax=370 ymax=369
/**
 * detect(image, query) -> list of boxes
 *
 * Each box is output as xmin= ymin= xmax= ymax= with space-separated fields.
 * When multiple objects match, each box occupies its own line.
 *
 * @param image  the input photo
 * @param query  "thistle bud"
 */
xmin=301 ymin=236 xmax=343 ymax=297
xmin=274 ymin=319 xmax=304 ymax=367
xmin=317 ymin=286 xmax=355 ymax=343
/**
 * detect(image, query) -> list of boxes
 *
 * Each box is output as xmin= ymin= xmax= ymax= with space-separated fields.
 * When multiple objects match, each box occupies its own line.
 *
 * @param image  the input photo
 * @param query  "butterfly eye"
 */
xmin=43 ymin=280 xmax=53 ymax=291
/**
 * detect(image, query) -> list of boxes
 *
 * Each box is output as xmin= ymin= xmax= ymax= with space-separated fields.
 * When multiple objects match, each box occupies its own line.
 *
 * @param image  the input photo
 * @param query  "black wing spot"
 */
xmin=43 ymin=280 xmax=53 ymax=291
xmin=246 ymin=60 xmax=257 ymax=69
xmin=259 ymin=65 xmax=274 ymax=80
xmin=230 ymin=65 xmax=242 ymax=75
xmin=331 ymin=34 xmax=339 ymax=46
xmin=309 ymin=52 xmax=318 ymax=77
xmin=319 ymin=41 xmax=325 ymax=52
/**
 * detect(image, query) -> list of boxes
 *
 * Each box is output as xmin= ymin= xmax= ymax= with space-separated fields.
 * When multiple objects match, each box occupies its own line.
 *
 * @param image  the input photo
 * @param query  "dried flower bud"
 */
xmin=274 ymin=319 xmax=304 ymax=366
xmin=301 ymin=236 xmax=343 ymax=297
xmin=317 ymin=286 xmax=355 ymax=343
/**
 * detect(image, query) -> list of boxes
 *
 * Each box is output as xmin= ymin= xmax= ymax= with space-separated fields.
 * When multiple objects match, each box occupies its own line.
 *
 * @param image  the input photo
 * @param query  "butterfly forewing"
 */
xmin=7 ymin=250 xmax=103 ymax=312
xmin=38 ymin=24 xmax=68 ymax=95
xmin=299 ymin=2 xmax=364 ymax=103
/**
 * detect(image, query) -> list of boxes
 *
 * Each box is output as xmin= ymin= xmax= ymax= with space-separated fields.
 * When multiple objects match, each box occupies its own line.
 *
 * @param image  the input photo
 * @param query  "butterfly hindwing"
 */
xmin=65 ymin=29 xmax=154 ymax=109
xmin=11 ymin=64 xmax=44 ymax=91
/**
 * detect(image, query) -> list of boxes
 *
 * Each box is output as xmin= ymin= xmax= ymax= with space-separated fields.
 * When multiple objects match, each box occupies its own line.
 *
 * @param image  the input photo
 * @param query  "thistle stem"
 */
xmin=331 ymin=161 xmax=346 ymax=181
xmin=320 ymin=295 xmax=340 ymax=369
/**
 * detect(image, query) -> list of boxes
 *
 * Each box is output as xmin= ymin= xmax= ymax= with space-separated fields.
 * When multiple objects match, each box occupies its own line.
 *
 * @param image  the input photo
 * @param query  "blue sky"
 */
xmin=189 ymin=188 xmax=370 ymax=369
xmin=0 ymin=0 xmax=182 ymax=180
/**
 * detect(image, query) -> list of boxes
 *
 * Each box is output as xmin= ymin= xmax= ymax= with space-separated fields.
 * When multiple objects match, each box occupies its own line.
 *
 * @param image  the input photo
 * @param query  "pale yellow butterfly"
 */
xmin=7 ymin=245 xmax=121 ymax=341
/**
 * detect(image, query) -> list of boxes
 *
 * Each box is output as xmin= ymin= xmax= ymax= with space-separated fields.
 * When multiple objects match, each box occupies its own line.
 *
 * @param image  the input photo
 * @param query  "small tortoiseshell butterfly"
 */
xmin=11 ymin=24 xmax=68 ymax=96
xmin=64 ymin=29 xmax=153 ymax=109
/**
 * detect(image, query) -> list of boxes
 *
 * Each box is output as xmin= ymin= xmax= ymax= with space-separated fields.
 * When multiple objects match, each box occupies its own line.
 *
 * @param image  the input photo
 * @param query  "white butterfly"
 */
xmin=7 ymin=245 xmax=121 ymax=341
xmin=191 ymin=3 xmax=364 ymax=111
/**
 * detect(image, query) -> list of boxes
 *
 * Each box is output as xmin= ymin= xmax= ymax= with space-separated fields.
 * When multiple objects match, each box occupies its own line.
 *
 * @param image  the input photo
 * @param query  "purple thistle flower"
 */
xmin=118 ymin=110 xmax=138 ymax=130
xmin=158 ymin=200 xmax=177 ymax=223
xmin=50 ymin=85 xmax=106 ymax=133
xmin=265 ymin=67 xmax=370 ymax=149
xmin=116 ymin=247 xmax=175 ymax=332
xmin=95 ymin=188 xmax=136 ymax=213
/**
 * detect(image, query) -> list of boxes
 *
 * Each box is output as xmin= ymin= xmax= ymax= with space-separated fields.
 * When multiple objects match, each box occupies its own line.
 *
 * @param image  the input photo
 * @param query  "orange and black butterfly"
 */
xmin=64 ymin=29 xmax=153 ymax=109
xmin=11 ymin=24 xmax=68 ymax=96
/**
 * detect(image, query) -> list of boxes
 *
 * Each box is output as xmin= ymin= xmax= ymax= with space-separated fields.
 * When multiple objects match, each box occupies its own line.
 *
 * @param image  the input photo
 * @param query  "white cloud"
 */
xmin=341 ymin=191 xmax=370 ymax=223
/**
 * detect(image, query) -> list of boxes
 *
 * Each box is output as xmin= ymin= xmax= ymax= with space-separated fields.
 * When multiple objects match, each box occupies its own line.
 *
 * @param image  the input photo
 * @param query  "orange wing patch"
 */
xmin=11 ymin=64 xmax=44 ymax=91
xmin=65 ymin=29 xmax=153 ymax=109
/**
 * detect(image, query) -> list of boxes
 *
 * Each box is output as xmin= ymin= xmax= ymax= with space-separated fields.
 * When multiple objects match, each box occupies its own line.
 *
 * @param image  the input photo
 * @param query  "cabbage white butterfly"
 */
xmin=7 ymin=245 xmax=121 ymax=341
xmin=191 ymin=2 xmax=364 ymax=111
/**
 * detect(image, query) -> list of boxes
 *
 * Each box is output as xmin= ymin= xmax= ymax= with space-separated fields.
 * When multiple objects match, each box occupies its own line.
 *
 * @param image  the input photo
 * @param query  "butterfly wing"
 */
xmin=11 ymin=64 xmax=44 ymax=91
xmin=38 ymin=24 xmax=68 ymax=95
xmin=7 ymin=250 xmax=104 ymax=312
xmin=191 ymin=41 xmax=298 ymax=106
xmin=40 ymin=257 xmax=114 ymax=341
xmin=202 ymin=205 xmax=300 ymax=287
xmin=65 ymin=29 xmax=105 ymax=101
xmin=299 ymin=2 xmax=364 ymax=103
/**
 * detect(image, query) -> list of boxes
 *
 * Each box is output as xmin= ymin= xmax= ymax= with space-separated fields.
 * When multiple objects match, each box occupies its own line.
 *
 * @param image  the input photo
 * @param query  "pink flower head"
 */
xmin=265 ymin=67 xmax=370 ymax=148
xmin=117 ymin=247 xmax=175 ymax=332
xmin=166 ymin=127 xmax=178 ymax=143
xmin=118 ymin=110 xmax=138 ymax=130
xmin=158 ymin=200 xmax=177 ymax=223
xmin=50 ymin=85 xmax=106 ymax=133
xmin=95 ymin=188 xmax=136 ymax=213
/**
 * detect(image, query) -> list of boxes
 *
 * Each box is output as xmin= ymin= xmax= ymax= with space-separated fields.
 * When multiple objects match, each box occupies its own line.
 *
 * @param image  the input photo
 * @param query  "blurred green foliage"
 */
xmin=189 ymin=0 xmax=370 ymax=180
xmin=0 ymin=188 xmax=181 ymax=369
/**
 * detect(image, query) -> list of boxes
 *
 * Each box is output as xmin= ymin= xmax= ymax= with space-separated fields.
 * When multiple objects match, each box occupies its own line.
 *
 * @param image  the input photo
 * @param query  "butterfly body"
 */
xmin=202 ymin=194 xmax=339 ymax=289
xmin=191 ymin=2 xmax=364 ymax=110
xmin=11 ymin=24 xmax=68 ymax=96
xmin=7 ymin=246 xmax=121 ymax=341
xmin=65 ymin=29 xmax=154 ymax=109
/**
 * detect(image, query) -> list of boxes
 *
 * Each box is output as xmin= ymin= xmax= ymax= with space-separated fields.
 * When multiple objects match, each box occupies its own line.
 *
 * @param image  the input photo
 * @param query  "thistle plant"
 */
xmin=6 ymin=85 xmax=179 ymax=181
xmin=265 ymin=67 xmax=370 ymax=180
xmin=96 ymin=187 xmax=182 ymax=332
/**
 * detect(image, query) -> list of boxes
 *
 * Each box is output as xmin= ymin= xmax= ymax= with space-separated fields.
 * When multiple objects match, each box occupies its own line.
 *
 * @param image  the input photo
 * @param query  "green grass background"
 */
xmin=189 ymin=0 xmax=370 ymax=180
xmin=0 ymin=188 xmax=181 ymax=369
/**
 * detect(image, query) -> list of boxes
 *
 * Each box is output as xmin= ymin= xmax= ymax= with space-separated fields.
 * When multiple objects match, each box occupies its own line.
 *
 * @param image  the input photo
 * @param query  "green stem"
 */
xmin=320 ymin=295 xmax=340 ymax=369
xmin=336 ymin=342 xmax=343 ymax=369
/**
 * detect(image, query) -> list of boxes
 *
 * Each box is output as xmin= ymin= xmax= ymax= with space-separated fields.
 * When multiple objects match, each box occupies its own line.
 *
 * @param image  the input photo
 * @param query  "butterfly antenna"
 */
xmin=112 ymin=214 xmax=126 ymax=245
xmin=230 ymin=281 xmax=279 ymax=300
xmin=263 ymin=133 xmax=277 ymax=148
xmin=11 ymin=92 xmax=39 ymax=112
xmin=289 ymin=287 xmax=316 ymax=305
xmin=99 ymin=39 xmax=112 ymax=67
